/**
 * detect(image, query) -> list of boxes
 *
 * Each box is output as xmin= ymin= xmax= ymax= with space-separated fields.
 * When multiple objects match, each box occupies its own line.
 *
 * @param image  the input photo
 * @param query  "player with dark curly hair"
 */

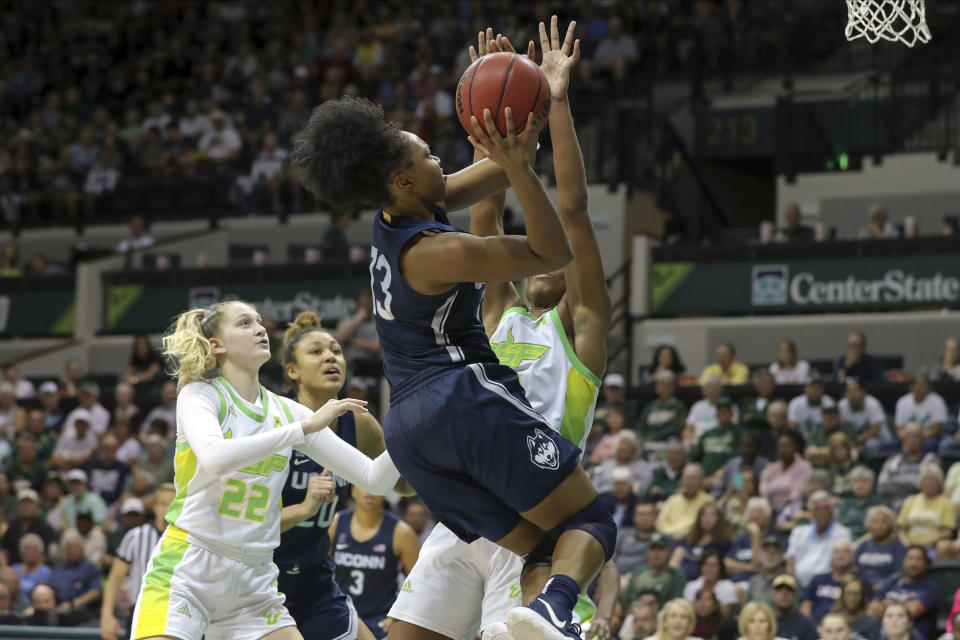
xmin=292 ymin=32 xmax=616 ymax=640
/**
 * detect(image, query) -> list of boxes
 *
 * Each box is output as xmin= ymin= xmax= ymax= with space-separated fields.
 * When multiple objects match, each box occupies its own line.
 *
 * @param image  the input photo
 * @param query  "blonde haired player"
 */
xmin=387 ymin=19 xmax=616 ymax=640
xmin=131 ymin=300 xmax=400 ymax=640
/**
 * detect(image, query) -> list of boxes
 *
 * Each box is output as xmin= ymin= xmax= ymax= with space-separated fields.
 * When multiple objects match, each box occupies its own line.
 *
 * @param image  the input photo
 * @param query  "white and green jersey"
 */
xmin=489 ymin=306 xmax=602 ymax=453
xmin=167 ymin=378 xmax=303 ymax=563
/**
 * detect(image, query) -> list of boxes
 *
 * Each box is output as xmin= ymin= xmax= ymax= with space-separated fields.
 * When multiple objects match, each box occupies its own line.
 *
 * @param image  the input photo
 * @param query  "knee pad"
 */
xmin=555 ymin=496 xmax=617 ymax=562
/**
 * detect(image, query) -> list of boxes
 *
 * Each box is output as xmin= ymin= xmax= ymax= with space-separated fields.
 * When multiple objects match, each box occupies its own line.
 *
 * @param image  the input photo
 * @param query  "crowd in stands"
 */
xmin=1 ymin=325 xmax=960 ymax=639
xmin=0 ymin=1 xmax=844 ymax=232
xmin=774 ymin=201 xmax=960 ymax=243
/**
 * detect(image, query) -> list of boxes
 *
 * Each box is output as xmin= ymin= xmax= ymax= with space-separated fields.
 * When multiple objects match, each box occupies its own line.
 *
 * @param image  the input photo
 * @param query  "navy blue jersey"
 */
xmin=369 ymin=207 xmax=497 ymax=391
xmin=333 ymin=510 xmax=401 ymax=622
xmin=275 ymin=412 xmax=357 ymax=577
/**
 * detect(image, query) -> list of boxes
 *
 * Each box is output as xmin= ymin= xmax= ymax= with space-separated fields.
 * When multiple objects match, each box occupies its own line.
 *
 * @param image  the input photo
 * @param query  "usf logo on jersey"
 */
xmin=240 ymin=454 xmax=288 ymax=477
xmin=491 ymin=328 xmax=549 ymax=368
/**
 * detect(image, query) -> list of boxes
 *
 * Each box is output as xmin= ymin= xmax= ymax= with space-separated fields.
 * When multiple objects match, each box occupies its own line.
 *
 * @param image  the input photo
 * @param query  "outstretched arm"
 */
xmin=541 ymin=17 xmax=611 ymax=380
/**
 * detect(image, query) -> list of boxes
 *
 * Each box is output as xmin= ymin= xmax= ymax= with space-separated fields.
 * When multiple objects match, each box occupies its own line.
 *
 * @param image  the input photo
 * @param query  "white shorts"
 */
xmin=131 ymin=527 xmax=295 ymax=640
xmin=388 ymin=523 xmax=522 ymax=640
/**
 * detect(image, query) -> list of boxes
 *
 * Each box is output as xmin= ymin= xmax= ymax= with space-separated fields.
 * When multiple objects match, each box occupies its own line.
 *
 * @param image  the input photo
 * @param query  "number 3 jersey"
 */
xmin=168 ymin=378 xmax=312 ymax=562
xmin=370 ymin=206 xmax=498 ymax=391
xmin=275 ymin=413 xmax=357 ymax=577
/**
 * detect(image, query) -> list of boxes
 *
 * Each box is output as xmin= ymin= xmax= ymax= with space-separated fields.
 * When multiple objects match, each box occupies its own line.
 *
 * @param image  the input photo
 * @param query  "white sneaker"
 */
xmin=506 ymin=606 xmax=569 ymax=640
xmin=481 ymin=622 xmax=514 ymax=640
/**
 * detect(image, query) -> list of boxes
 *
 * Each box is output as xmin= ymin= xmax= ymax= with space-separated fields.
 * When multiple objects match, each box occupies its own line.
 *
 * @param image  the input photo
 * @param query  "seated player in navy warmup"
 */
xmin=291 ymin=24 xmax=617 ymax=639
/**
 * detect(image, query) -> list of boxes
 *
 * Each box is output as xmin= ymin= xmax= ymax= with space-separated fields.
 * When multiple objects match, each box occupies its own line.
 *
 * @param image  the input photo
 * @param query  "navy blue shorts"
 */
xmin=384 ymin=362 xmax=581 ymax=543
xmin=364 ymin=615 xmax=388 ymax=639
xmin=281 ymin=569 xmax=358 ymax=640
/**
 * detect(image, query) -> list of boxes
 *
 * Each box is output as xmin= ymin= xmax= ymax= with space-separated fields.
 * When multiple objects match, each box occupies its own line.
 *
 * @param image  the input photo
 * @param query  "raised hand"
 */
xmin=468 ymin=107 xmax=543 ymax=173
xmin=469 ymin=28 xmax=535 ymax=63
xmin=539 ymin=15 xmax=580 ymax=101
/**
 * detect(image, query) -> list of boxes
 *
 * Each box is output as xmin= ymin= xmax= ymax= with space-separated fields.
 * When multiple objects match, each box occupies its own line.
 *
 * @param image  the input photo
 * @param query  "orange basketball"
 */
xmin=455 ymin=52 xmax=550 ymax=137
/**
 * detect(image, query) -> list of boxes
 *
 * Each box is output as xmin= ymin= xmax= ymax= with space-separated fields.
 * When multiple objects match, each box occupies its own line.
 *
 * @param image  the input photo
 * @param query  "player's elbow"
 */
xmin=540 ymin=243 xmax=573 ymax=272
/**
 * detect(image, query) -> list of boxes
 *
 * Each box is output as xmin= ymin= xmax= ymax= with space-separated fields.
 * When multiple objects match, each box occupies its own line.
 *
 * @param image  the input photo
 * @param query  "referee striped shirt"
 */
xmin=116 ymin=521 xmax=163 ymax=602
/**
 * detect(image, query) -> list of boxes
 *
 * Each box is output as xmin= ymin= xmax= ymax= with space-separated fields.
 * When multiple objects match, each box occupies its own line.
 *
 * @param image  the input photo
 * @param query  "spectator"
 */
xmin=50 ymin=534 xmax=100 ymax=622
xmin=725 ymin=497 xmax=773 ymax=585
xmin=647 ymin=598 xmax=696 ymax=640
xmin=769 ymin=339 xmax=810 ymax=385
xmin=68 ymin=127 xmax=99 ymax=174
xmin=12 ymin=534 xmax=51 ymax=602
xmin=778 ymin=469 xmax=832 ymax=536
xmin=876 ymin=423 xmax=939 ymax=509
xmin=691 ymin=396 xmax=741 ymax=488
xmin=740 ymin=370 xmax=777 ymax=432
xmin=771 ymin=574 xmax=818 ymax=640
xmin=691 ymin=587 xmax=723 ymax=640
xmin=738 ymin=602 xmax=778 ymax=640
xmin=178 ymin=100 xmax=211 ymax=140
xmin=139 ymin=434 xmax=174 ymax=485
xmin=87 ymin=434 xmax=131 ymax=507
xmin=59 ymin=469 xmax=108 ymax=527
xmin=82 ymin=145 xmax=121 ymax=212
xmin=786 ymin=491 xmax=852 ymax=587
xmin=141 ymin=102 xmax=171 ymax=134
xmin=0 ymin=243 xmax=21 ymax=277
xmin=948 ymin=460 xmax=960 ymax=511
xmin=115 ymin=215 xmax=155 ymax=254
xmin=781 ymin=204 xmax=814 ymax=243
xmin=699 ymin=343 xmax=749 ymax=386
xmin=856 ymin=506 xmax=906 ymax=592
xmin=0 ymin=489 xmax=55 ymax=565
xmin=601 ymin=466 xmax=642 ymax=529
xmin=719 ymin=466 xmax=760 ymax=534
xmin=63 ymin=380 xmax=110 ymax=436
xmin=805 ymin=400 xmax=856 ymax=468
xmin=682 ymin=550 xmax=738 ymax=617
xmin=638 ymin=371 xmax=687 ymax=445
xmin=657 ymin=464 xmax=715 ymax=538
xmin=623 ymin=533 xmax=687 ymax=607
xmin=686 ymin=376 xmax=738 ymax=440
xmin=800 ymin=540 xmax=857 ymax=624
xmin=645 ymin=345 xmax=686 ymax=383
xmin=61 ymin=509 xmax=107 ymax=567
xmin=125 ymin=335 xmax=162 ymax=398
xmin=889 ymin=372 xmax=945 ymax=454
xmin=933 ymin=337 xmax=960 ymax=382
xmin=198 ymin=111 xmax=242 ymax=161
xmin=857 ymin=204 xmax=892 ymax=240
xmin=0 ymin=382 xmax=25 ymax=441
xmin=838 ymin=377 xmax=887 ymax=453
xmin=59 ymin=360 xmax=84 ymax=398
xmin=628 ymin=601 xmax=658 ymax=640
xmin=868 ymin=548 xmax=938 ymax=640
xmin=671 ymin=503 xmax=733 ymax=581
xmin=593 ymin=432 xmax=656 ymax=495
xmin=3 ymin=364 xmax=35 ymax=400
xmin=713 ymin=431 xmax=769 ymax=499
xmin=747 ymin=536 xmax=788 ymax=609
xmin=616 ymin=502 xmax=660 ymax=576
xmin=140 ymin=381 xmax=177 ymax=440
xmin=49 ymin=409 xmax=98 ymax=470
xmin=760 ymin=433 xmax=812 ymax=511
xmin=112 ymin=382 xmax=140 ymax=428
xmin=592 ymin=16 xmax=639 ymax=83
xmin=876 ymin=601 xmax=920 ymax=640
xmin=898 ymin=464 xmax=953 ymax=553
xmin=836 ymin=331 xmax=883 ymax=383
xmin=828 ymin=578 xmax=880 ymax=640
xmin=590 ymin=406 xmax=629 ymax=465
xmin=788 ymin=375 xmax=827 ymax=436
xmin=757 ymin=400 xmax=791 ymax=459
xmin=335 ymin=288 xmax=381 ymax=369
xmin=402 ymin=499 xmax=434 ymax=546
xmin=36 ymin=381 xmax=64 ymax=433
xmin=836 ymin=467 xmax=883 ymax=539
xmin=823 ymin=433 xmax=856 ymax=498
xmin=0 ymin=566 xmax=26 ymax=613
xmin=243 ymin=132 xmax=291 ymax=215
xmin=6 ymin=438 xmax=50 ymax=492
xmin=113 ymin=418 xmax=143 ymax=467
xmin=104 ymin=496 xmax=144 ymax=565
xmin=648 ymin=440 xmax=687 ymax=502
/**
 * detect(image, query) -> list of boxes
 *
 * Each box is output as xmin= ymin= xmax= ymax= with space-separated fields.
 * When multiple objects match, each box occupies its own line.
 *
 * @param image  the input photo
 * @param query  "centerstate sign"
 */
xmin=651 ymin=254 xmax=960 ymax=316
xmin=105 ymin=276 xmax=370 ymax=333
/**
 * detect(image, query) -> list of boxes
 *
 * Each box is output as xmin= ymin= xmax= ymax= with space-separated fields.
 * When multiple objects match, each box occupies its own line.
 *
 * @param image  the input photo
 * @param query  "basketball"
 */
xmin=455 ymin=52 xmax=551 ymax=137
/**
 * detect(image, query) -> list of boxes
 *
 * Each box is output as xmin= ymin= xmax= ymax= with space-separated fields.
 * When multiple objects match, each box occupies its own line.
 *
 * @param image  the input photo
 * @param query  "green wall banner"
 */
xmin=0 ymin=290 xmax=74 ymax=337
xmin=652 ymin=254 xmax=960 ymax=316
xmin=106 ymin=277 xmax=370 ymax=333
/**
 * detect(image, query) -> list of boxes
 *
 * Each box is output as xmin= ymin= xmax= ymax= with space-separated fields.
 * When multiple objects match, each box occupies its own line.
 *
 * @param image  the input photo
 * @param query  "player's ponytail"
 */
xmin=281 ymin=311 xmax=325 ymax=393
xmin=163 ymin=303 xmax=230 ymax=391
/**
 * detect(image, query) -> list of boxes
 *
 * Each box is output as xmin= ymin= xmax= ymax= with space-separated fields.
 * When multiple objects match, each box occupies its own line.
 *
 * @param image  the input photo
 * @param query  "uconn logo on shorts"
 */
xmin=527 ymin=428 xmax=559 ymax=470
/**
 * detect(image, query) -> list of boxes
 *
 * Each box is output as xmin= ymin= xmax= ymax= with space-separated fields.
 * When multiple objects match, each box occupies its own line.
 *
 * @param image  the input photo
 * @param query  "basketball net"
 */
xmin=845 ymin=0 xmax=931 ymax=47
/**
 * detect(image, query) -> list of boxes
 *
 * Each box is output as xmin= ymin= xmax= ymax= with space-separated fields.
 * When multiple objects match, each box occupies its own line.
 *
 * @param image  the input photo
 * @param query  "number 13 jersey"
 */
xmin=370 ymin=206 xmax=498 ymax=391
